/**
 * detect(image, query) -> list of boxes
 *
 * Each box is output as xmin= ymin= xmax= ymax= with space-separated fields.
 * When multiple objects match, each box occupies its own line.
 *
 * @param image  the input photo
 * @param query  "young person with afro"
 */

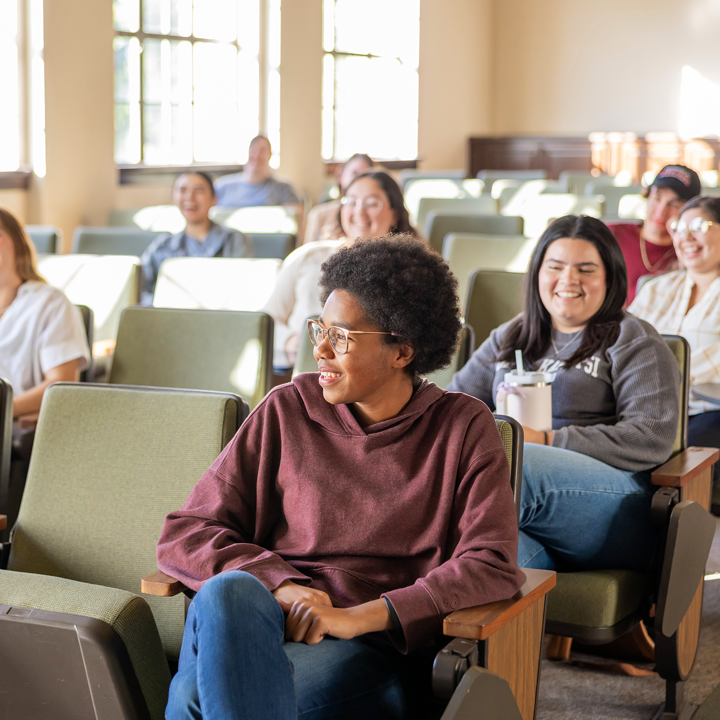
xmin=157 ymin=235 xmax=524 ymax=720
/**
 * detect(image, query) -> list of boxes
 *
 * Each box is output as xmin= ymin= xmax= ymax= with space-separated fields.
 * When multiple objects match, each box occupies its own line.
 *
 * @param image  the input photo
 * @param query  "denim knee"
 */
xmin=194 ymin=571 xmax=279 ymax=620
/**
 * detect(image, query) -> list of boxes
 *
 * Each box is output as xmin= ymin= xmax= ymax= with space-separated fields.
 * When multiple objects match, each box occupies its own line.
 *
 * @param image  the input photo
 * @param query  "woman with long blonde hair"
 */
xmin=0 ymin=207 xmax=89 ymax=417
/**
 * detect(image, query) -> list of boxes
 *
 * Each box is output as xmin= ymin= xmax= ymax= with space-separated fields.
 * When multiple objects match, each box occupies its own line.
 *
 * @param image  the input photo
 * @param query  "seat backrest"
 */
xmin=494 ymin=415 xmax=523 ymax=519
xmin=557 ymin=172 xmax=601 ymax=196
xmin=75 ymin=304 xmax=94 ymax=382
xmin=618 ymin=194 xmax=647 ymax=220
xmin=465 ymin=270 xmax=525 ymax=349
xmin=72 ymin=227 xmax=162 ymax=256
xmin=37 ymin=254 xmax=141 ymax=343
xmin=423 ymin=324 xmax=475 ymax=390
xmin=210 ymin=205 xmax=299 ymax=234
xmin=403 ymin=178 xmax=484 ymax=225
xmin=398 ymin=168 xmax=466 ymax=191
xmin=661 ymin=334 xmax=690 ymax=455
xmin=245 ymin=232 xmax=296 ymax=260
xmin=8 ymin=383 xmax=247 ymax=661
xmin=293 ymin=317 xmax=318 ymax=378
xmin=26 ymin=226 xmax=61 ymax=254
xmin=109 ymin=307 xmax=273 ymax=409
xmin=587 ymin=185 xmax=643 ymax=216
xmin=426 ymin=213 xmax=525 ymax=254
xmin=443 ymin=233 xmax=534 ymax=310
xmin=153 ymin=257 xmax=281 ymax=312
xmin=504 ymin=194 xmax=604 ymax=239
xmin=0 ymin=378 xmax=12 ymax=520
xmin=417 ymin=196 xmax=498 ymax=236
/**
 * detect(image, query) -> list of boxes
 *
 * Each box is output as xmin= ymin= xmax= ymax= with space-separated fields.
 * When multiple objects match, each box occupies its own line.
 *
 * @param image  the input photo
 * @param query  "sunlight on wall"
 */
xmin=679 ymin=66 xmax=720 ymax=140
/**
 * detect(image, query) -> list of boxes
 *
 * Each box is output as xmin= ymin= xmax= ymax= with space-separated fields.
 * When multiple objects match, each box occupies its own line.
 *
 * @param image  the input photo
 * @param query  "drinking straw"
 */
xmin=515 ymin=349 xmax=524 ymax=375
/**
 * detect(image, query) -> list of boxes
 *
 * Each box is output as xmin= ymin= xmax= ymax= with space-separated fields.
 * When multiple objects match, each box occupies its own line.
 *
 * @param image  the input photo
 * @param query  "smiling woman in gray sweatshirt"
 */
xmin=158 ymin=236 xmax=524 ymax=720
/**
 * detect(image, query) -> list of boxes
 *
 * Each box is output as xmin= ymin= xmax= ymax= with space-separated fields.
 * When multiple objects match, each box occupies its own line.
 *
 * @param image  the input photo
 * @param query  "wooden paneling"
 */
xmin=485 ymin=597 xmax=545 ymax=720
xmin=469 ymin=134 xmax=720 ymax=183
xmin=468 ymin=136 xmax=593 ymax=179
xmin=677 ymin=581 xmax=703 ymax=678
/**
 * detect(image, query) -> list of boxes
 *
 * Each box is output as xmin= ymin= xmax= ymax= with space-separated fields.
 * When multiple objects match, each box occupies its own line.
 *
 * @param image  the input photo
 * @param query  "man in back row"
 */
xmin=214 ymin=135 xmax=303 ymax=213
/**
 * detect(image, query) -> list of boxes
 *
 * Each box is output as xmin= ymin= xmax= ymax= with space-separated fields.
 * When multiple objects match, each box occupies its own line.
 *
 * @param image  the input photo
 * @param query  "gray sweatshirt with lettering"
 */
xmin=447 ymin=313 xmax=680 ymax=472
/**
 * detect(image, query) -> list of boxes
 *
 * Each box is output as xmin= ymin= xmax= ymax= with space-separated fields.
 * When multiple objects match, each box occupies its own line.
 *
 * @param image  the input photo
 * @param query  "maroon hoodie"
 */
xmin=157 ymin=373 xmax=524 ymax=652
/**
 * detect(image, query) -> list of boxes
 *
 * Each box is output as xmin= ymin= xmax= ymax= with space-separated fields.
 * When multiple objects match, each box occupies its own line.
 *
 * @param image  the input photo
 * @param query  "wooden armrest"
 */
xmin=443 ymin=568 xmax=556 ymax=641
xmin=0 ymin=515 xmax=6 ymax=531
xmin=141 ymin=570 xmax=188 ymax=597
xmin=651 ymin=446 xmax=720 ymax=488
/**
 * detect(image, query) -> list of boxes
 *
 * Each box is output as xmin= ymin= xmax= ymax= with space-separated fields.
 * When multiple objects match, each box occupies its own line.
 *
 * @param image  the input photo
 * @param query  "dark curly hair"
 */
xmin=319 ymin=234 xmax=461 ymax=376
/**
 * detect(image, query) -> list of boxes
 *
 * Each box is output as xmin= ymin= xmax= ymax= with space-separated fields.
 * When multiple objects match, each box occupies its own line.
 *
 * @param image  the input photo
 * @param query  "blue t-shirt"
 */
xmin=214 ymin=173 xmax=301 ymax=208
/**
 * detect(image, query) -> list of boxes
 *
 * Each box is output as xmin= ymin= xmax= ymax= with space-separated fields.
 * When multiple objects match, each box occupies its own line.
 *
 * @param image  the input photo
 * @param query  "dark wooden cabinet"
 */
xmin=468 ymin=136 xmax=593 ymax=179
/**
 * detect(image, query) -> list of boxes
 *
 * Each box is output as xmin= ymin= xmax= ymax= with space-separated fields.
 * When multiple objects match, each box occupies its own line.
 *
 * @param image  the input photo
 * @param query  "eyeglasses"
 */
xmin=670 ymin=217 xmax=716 ymax=236
xmin=340 ymin=196 xmax=384 ymax=215
xmin=307 ymin=319 xmax=396 ymax=355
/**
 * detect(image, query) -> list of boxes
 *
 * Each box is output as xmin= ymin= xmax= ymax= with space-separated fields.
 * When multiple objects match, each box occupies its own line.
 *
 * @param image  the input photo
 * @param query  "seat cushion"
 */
xmin=0 ymin=569 xmax=171 ymax=720
xmin=546 ymin=569 xmax=653 ymax=628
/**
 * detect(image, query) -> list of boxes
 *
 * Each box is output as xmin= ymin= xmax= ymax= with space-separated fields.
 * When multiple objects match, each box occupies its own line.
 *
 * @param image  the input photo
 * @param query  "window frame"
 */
xmin=113 ymin=0 xmax=263 ymax=169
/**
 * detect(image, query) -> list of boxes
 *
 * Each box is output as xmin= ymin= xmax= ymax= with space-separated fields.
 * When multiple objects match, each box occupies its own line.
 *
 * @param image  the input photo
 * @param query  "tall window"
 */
xmin=322 ymin=0 xmax=419 ymax=162
xmin=113 ymin=0 xmax=262 ymax=166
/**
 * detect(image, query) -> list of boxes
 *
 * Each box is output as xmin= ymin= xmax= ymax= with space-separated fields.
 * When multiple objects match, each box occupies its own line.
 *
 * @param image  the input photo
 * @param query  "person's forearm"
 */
xmin=12 ymin=380 xmax=53 ymax=418
xmin=345 ymin=599 xmax=392 ymax=635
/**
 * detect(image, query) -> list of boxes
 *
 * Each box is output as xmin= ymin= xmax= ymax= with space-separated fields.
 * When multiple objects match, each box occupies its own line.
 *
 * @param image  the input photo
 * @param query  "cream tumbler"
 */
xmin=495 ymin=370 xmax=553 ymax=432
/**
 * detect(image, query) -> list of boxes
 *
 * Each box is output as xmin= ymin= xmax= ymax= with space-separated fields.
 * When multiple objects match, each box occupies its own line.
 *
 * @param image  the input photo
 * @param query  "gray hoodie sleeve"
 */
xmin=552 ymin=332 xmax=680 ymax=471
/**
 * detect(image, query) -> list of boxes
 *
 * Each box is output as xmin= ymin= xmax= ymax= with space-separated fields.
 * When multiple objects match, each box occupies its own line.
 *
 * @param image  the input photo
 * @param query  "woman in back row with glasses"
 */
xmin=262 ymin=171 xmax=417 ymax=367
xmin=630 ymin=196 xmax=720 ymax=493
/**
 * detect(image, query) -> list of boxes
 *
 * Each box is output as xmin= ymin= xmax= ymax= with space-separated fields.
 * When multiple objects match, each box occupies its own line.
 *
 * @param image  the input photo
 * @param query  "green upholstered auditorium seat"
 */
xmin=416 ymin=196 xmax=498 ymax=237
xmin=464 ymin=270 xmax=525 ymax=350
xmin=0 ymin=383 xmax=247 ymax=720
xmin=72 ymin=226 xmax=162 ymax=256
xmin=425 ymin=212 xmax=525 ymax=255
xmin=109 ymin=306 xmax=273 ymax=410
xmin=545 ymin=336 xmax=718 ymax=720
xmin=25 ymin=225 xmax=61 ymax=254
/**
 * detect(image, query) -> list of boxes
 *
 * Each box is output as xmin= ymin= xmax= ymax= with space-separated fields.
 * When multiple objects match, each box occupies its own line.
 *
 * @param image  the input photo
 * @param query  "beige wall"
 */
xmin=418 ymin=0 xmax=494 ymax=169
xmin=15 ymin=0 xmax=718 ymax=237
xmin=492 ymin=0 xmax=720 ymax=135
xmin=41 ymin=0 xmax=116 ymax=250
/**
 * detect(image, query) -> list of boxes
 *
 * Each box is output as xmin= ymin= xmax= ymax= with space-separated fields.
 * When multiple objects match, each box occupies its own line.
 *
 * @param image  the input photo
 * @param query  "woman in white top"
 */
xmin=629 ymin=195 xmax=720 ymax=485
xmin=0 ymin=207 xmax=90 ymax=418
xmin=263 ymin=171 xmax=416 ymax=366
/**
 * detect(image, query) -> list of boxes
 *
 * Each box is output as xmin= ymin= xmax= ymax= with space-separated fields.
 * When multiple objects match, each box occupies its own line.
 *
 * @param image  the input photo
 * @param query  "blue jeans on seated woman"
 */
xmin=518 ymin=444 xmax=657 ymax=571
xmin=167 ymin=571 xmax=438 ymax=720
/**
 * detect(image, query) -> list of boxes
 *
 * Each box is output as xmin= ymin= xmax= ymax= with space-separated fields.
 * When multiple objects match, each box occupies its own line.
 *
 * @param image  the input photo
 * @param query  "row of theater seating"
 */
xmin=0 ymin=326 xmax=715 ymax=719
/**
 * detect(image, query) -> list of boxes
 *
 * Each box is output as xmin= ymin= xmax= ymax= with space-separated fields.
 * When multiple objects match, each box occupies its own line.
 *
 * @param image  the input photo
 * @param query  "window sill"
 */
xmin=118 ymin=164 xmax=244 ymax=185
xmin=0 ymin=168 xmax=32 ymax=190
xmin=323 ymin=159 xmax=418 ymax=175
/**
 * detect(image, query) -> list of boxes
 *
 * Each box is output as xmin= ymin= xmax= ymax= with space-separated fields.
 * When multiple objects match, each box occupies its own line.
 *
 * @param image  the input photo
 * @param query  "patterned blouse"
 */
xmin=629 ymin=270 xmax=720 ymax=414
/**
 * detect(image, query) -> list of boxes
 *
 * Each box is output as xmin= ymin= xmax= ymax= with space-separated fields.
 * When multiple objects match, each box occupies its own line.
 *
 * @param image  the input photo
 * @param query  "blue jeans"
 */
xmin=517 ymin=444 xmax=657 ymax=571
xmin=167 ymin=572 xmax=436 ymax=720
xmin=688 ymin=410 xmax=720 ymax=486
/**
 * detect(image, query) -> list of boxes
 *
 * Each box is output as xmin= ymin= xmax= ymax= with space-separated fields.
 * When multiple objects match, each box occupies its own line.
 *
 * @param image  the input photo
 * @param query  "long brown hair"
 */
xmin=0 ymin=207 xmax=45 ymax=283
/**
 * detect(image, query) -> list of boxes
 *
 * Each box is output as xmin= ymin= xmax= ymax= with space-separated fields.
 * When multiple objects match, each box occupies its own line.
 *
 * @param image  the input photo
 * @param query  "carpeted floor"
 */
xmin=535 ymin=519 xmax=720 ymax=719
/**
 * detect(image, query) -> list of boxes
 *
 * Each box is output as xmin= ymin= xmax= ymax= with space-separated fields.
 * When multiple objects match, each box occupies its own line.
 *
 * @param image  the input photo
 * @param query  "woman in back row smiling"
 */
xmin=448 ymin=215 xmax=680 ymax=572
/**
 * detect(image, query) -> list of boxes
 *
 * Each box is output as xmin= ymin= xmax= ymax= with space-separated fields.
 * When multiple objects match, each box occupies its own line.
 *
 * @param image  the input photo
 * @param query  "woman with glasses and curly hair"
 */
xmin=0 ymin=207 xmax=90 ymax=418
xmin=158 ymin=235 xmax=524 ymax=720
xmin=448 ymin=215 xmax=680 ymax=572
xmin=630 ymin=196 xmax=720 ymax=494
xmin=263 ymin=170 xmax=417 ymax=366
